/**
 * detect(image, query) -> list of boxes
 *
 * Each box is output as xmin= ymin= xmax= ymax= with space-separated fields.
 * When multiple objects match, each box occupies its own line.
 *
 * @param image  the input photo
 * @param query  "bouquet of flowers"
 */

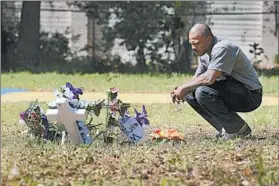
xmin=19 ymin=100 xmax=64 ymax=141
xmin=149 ymin=128 xmax=185 ymax=141
xmin=48 ymin=82 xmax=105 ymax=117
xmin=99 ymin=88 xmax=151 ymax=143
xmin=19 ymin=83 xmax=105 ymax=144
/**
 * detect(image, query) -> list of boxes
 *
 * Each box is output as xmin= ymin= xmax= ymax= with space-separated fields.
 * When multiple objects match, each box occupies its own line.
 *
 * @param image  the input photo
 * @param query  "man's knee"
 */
xmin=195 ymin=86 xmax=217 ymax=104
xmin=185 ymin=93 xmax=194 ymax=102
xmin=184 ymin=92 xmax=200 ymax=109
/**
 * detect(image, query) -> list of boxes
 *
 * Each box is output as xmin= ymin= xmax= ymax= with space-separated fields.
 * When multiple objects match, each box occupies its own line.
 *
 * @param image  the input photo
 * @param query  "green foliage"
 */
xmin=274 ymin=54 xmax=279 ymax=65
xmin=39 ymin=32 xmax=72 ymax=59
xmin=37 ymin=32 xmax=74 ymax=69
xmin=104 ymin=2 xmax=174 ymax=72
xmin=1 ymin=27 xmax=77 ymax=72
xmin=255 ymin=151 xmax=279 ymax=186
xmin=249 ymin=43 xmax=265 ymax=64
xmin=72 ymin=1 xmax=197 ymax=73
xmin=1 ymin=14 xmax=20 ymax=47
xmin=1 ymin=13 xmax=20 ymax=69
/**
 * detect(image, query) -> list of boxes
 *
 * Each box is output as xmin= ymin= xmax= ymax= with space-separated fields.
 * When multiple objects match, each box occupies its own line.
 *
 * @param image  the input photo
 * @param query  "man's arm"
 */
xmin=193 ymin=57 xmax=207 ymax=80
xmin=173 ymin=47 xmax=235 ymax=101
xmin=174 ymin=69 xmax=221 ymax=100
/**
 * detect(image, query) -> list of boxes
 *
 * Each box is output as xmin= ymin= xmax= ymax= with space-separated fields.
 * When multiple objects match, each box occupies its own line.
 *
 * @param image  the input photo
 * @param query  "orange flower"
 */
xmin=150 ymin=128 xmax=184 ymax=141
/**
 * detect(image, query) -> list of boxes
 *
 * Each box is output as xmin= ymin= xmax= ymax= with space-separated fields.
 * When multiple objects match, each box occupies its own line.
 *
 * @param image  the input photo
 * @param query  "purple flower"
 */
xmin=41 ymin=114 xmax=49 ymax=138
xmin=66 ymin=82 xmax=83 ymax=99
xmin=41 ymin=114 xmax=48 ymax=121
xmin=134 ymin=105 xmax=149 ymax=126
xmin=20 ymin=112 xmax=25 ymax=120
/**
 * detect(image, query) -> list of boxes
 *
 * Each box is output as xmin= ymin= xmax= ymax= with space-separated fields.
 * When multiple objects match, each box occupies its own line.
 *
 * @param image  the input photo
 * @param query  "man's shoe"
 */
xmin=220 ymin=123 xmax=252 ymax=141
xmin=215 ymin=128 xmax=226 ymax=139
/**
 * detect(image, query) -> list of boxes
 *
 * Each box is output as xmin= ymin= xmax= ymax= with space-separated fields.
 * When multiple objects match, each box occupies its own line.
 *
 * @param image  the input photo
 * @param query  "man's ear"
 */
xmin=206 ymin=35 xmax=212 ymax=42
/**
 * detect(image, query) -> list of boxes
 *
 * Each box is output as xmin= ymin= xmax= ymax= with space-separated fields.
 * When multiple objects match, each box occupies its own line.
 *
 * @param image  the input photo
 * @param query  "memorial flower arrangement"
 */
xmin=19 ymin=83 xmax=105 ymax=144
xmin=19 ymin=82 xmax=184 ymax=145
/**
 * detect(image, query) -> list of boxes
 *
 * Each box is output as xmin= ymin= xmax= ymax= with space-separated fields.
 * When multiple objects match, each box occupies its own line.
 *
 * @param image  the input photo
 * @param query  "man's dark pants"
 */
xmin=185 ymin=76 xmax=262 ymax=133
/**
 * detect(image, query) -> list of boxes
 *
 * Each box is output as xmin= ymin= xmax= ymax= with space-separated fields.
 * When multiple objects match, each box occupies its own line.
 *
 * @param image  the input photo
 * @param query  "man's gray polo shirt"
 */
xmin=195 ymin=37 xmax=262 ymax=90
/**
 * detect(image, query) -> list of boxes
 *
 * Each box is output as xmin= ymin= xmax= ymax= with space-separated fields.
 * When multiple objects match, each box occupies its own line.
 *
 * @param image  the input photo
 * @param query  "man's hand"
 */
xmin=173 ymin=87 xmax=185 ymax=100
xmin=170 ymin=87 xmax=185 ymax=104
xmin=170 ymin=69 xmax=221 ymax=104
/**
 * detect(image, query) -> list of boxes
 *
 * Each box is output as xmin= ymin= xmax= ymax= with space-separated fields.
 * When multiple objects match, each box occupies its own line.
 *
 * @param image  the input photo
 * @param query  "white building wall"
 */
xmin=206 ymin=1 xmax=277 ymax=64
xmin=261 ymin=1 xmax=278 ymax=65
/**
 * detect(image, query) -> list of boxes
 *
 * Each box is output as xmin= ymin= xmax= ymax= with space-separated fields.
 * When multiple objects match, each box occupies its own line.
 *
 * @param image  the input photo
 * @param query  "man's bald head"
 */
xmin=189 ymin=23 xmax=213 ymax=38
xmin=188 ymin=23 xmax=214 ymax=56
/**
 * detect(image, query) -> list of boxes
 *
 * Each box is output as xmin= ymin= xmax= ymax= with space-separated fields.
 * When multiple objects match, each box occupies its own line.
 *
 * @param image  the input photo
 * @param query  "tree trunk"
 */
xmin=276 ymin=1 xmax=279 ymax=60
xmin=87 ymin=16 xmax=97 ymax=60
xmin=17 ymin=1 xmax=40 ymax=68
xmin=136 ymin=41 xmax=147 ymax=72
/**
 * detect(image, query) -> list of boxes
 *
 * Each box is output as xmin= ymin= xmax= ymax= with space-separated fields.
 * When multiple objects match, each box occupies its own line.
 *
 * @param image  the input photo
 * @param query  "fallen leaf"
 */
xmin=241 ymin=180 xmax=250 ymax=186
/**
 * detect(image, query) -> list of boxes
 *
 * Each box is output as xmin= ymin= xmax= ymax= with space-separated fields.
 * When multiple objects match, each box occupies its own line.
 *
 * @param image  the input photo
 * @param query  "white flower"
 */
xmin=63 ymin=87 xmax=75 ymax=99
xmin=18 ymin=119 xmax=26 ymax=126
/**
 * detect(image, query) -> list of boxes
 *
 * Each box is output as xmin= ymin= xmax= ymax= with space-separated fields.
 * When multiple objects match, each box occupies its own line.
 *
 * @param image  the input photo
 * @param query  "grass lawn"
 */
xmin=1 ymin=101 xmax=278 ymax=186
xmin=1 ymin=72 xmax=278 ymax=95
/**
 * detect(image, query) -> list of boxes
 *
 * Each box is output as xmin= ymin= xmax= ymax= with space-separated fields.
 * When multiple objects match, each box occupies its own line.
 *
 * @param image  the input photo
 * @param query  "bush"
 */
xmin=1 ymin=14 xmax=20 ymax=69
xmin=35 ymin=32 xmax=75 ymax=72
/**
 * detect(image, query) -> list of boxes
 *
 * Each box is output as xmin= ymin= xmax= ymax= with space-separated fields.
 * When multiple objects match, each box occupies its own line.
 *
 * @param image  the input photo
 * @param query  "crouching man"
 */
xmin=171 ymin=23 xmax=262 ymax=140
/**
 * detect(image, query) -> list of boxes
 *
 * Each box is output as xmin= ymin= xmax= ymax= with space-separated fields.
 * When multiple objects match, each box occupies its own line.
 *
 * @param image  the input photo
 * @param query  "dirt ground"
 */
xmin=1 ymin=91 xmax=278 ymax=106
